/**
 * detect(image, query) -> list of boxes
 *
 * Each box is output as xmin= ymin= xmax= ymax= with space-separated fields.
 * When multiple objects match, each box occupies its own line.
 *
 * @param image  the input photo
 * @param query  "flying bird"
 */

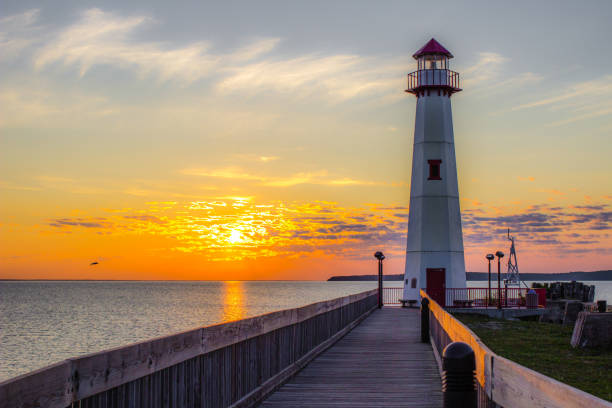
xmin=90 ymin=261 xmax=99 ymax=266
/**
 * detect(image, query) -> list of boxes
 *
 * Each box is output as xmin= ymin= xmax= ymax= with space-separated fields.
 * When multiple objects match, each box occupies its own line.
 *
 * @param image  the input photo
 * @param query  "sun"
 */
xmin=227 ymin=230 xmax=242 ymax=244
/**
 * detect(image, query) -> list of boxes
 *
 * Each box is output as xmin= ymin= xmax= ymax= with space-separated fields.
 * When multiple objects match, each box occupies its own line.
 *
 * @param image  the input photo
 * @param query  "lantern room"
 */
xmin=406 ymin=38 xmax=461 ymax=96
xmin=417 ymin=54 xmax=448 ymax=70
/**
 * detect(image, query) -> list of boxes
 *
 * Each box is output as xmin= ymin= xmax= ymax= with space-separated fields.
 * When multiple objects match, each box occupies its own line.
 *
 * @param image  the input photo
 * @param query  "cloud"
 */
xmin=181 ymin=167 xmax=264 ymax=181
xmin=43 ymin=198 xmax=612 ymax=262
xmin=517 ymin=176 xmax=535 ymax=182
xmin=0 ymin=85 xmax=114 ymax=128
xmin=216 ymin=53 xmax=405 ymax=103
xmin=11 ymin=8 xmax=406 ymax=103
xmin=49 ymin=217 xmax=112 ymax=229
xmin=459 ymin=53 xmax=543 ymax=97
xmin=259 ymin=156 xmax=279 ymax=162
xmin=0 ymin=9 xmax=40 ymax=59
xmin=181 ymin=166 xmax=377 ymax=187
xmin=461 ymin=52 xmax=508 ymax=87
xmin=8 ymin=7 xmax=544 ymax=108
xmin=0 ymin=180 xmax=42 ymax=191
xmin=511 ymin=75 xmax=612 ymax=126
xmin=461 ymin=202 xmax=612 ymax=254
xmin=34 ymin=8 xmax=278 ymax=84
xmin=225 ymin=38 xmax=280 ymax=63
xmin=123 ymin=215 xmax=166 ymax=224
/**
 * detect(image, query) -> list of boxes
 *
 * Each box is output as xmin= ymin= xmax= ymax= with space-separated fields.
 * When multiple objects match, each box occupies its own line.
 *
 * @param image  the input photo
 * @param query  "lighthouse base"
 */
xmin=402 ymin=251 xmax=466 ymax=305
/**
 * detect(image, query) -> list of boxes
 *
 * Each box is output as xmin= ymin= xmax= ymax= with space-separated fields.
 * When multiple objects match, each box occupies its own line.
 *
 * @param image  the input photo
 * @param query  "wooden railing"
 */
xmin=421 ymin=290 xmax=610 ymax=408
xmin=0 ymin=289 xmax=378 ymax=408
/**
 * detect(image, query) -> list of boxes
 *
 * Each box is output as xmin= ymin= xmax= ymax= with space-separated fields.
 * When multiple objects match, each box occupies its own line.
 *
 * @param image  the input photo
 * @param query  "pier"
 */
xmin=261 ymin=308 xmax=441 ymax=407
xmin=1 ymin=288 xmax=610 ymax=408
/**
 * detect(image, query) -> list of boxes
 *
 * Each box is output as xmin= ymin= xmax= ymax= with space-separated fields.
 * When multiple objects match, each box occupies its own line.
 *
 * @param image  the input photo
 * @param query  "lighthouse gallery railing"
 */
xmin=407 ymin=69 xmax=460 ymax=90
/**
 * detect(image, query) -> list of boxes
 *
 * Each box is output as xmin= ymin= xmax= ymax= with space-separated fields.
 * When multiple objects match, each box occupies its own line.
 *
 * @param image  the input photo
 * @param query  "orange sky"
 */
xmin=2 ymin=196 xmax=612 ymax=280
xmin=2 ymin=4 xmax=612 ymax=280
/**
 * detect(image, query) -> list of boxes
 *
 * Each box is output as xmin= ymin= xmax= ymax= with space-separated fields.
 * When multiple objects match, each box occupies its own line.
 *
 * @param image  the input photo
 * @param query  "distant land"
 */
xmin=328 ymin=270 xmax=612 ymax=281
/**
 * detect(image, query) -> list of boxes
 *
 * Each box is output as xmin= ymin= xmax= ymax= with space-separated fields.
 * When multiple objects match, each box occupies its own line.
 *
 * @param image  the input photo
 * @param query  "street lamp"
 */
xmin=495 ymin=251 xmax=504 ymax=310
xmin=374 ymin=251 xmax=385 ymax=308
xmin=486 ymin=254 xmax=494 ymax=306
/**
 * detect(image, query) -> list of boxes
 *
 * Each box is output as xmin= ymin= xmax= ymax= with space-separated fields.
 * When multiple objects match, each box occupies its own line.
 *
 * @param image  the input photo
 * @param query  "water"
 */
xmin=0 ymin=280 xmax=376 ymax=382
xmin=1 ymin=280 xmax=610 ymax=382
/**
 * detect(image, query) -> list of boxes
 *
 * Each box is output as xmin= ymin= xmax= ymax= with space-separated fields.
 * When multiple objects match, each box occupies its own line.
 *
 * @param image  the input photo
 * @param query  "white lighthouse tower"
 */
xmin=402 ymin=38 xmax=466 ymax=306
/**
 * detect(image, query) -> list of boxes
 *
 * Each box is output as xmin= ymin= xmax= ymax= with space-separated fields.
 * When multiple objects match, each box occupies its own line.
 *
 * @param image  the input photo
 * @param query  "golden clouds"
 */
xmin=41 ymin=198 xmax=408 ymax=262
xmin=180 ymin=167 xmax=378 ymax=188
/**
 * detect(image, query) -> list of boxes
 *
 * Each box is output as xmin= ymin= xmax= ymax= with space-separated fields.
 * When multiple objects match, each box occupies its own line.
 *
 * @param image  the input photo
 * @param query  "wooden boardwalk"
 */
xmin=260 ymin=307 xmax=442 ymax=407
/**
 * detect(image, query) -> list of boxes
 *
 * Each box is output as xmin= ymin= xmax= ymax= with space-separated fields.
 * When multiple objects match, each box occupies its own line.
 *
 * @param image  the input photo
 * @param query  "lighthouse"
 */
xmin=402 ymin=38 xmax=466 ymax=306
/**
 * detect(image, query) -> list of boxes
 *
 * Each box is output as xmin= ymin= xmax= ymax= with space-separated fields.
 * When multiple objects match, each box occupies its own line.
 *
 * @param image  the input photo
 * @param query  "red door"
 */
xmin=426 ymin=268 xmax=446 ymax=307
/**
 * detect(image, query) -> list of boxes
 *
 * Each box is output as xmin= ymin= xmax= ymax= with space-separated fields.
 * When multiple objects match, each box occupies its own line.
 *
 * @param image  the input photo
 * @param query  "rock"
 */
xmin=562 ymin=301 xmax=584 ymax=326
xmin=541 ymin=281 xmax=595 ymax=302
xmin=571 ymin=312 xmax=612 ymax=348
xmin=539 ymin=300 xmax=567 ymax=324
xmin=586 ymin=286 xmax=595 ymax=302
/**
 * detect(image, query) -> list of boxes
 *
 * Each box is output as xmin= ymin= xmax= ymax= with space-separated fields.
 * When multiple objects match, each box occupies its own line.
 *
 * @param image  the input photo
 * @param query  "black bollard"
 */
xmin=597 ymin=300 xmax=607 ymax=313
xmin=442 ymin=342 xmax=477 ymax=408
xmin=420 ymin=297 xmax=430 ymax=343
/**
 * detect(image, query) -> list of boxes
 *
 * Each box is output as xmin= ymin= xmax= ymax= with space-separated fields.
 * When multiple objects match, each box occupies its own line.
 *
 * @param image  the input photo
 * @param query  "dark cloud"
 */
xmin=49 ymin=218 xmax=109 ymax=228
xmin=572 ymin=205 xmax=608 ymax=211
xmin=123 ymin=215 xmax=165 ymax=224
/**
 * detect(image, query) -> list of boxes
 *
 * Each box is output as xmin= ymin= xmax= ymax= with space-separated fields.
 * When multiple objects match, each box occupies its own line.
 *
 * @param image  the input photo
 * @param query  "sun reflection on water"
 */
xmin=222 ymin=281 xmax=246 ymax=322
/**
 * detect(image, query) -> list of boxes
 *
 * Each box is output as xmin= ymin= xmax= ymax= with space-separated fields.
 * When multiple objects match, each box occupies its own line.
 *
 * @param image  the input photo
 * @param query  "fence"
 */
xmin=0 ymin=289 xmax=378 ymax=408
xmin=382 ymin=287 xmax=403 ymax=305
xmin=421 ymin=289 xmax=610 ymax=408
xmin=444 ymin=287 xmax=547 ymax=309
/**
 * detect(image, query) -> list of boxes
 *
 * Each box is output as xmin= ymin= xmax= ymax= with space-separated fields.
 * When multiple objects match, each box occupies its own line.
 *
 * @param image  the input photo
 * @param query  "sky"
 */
xmin=1 ymin=1 xmax=612 ymax=280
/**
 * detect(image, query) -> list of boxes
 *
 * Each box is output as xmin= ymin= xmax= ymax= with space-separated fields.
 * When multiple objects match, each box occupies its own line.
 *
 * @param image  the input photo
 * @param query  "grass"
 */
xmin=453 ymin=313 xmax=612 ymax=402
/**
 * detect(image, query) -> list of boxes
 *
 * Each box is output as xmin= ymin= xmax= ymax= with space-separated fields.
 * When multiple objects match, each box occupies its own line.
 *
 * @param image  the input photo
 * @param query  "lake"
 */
xmin=1 ymin=279 xmax=610 ymax=382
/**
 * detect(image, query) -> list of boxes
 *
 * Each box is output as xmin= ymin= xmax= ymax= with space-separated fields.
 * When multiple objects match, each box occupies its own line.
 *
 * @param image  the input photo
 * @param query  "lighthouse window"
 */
xmin=428 ymin=160 xmax=442 ymax=180
xmin=425 ymin=56 xmax=437 ymax=69
xmin=411 ymin=278 xmax=417 ymax=288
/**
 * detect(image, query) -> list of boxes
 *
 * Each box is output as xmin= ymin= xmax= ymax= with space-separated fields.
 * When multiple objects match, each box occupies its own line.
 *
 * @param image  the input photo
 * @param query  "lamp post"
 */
xmin=486 ymin=254 xmax=494 ymax=306
xmin=495 ymin=251 xmax=504 ymax=310
xmin=374 ymin=251 xmax=385 ymax=308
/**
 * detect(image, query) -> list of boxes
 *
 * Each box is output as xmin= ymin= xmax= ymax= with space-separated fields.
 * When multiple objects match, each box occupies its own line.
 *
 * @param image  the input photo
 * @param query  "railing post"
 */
xmin=442 ymin=342 xmax=477 ymax=408
xmin=420 ymin=297 xmax=430 ymax=343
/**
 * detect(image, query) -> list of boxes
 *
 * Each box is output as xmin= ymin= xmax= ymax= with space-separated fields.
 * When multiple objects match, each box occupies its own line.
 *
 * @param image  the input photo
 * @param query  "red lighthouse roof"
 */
xmin=412 ymin=38 xmax=453 ymax=59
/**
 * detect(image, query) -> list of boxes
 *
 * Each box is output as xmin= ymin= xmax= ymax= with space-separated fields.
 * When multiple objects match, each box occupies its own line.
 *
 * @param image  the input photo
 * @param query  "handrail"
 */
xmin=1 ymin=289 xmax=378 ymax=408
xmin=443 ymin=287 xmax=546 ymax=309
xmin=421 ymin=289 xmax=610 ymax=408
xmin=406 ymin=69 xmax=461 ymax=92
xmin=382 ymin=287 xmax=403 ymax=305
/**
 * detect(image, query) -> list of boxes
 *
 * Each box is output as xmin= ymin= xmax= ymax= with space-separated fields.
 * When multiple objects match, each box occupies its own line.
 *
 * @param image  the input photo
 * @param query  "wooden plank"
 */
xmin=0 ymin=359 xmax=72 ymax=408
xmin=70 ymin=326 xmax=203 ymax=401
xmin=230 ymin=304 xmax=377 ymax=408
xmin=260 ymin=308 xmax=442 ymax=408
xmin=492 ymin=355 xmax=611 ymax=408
